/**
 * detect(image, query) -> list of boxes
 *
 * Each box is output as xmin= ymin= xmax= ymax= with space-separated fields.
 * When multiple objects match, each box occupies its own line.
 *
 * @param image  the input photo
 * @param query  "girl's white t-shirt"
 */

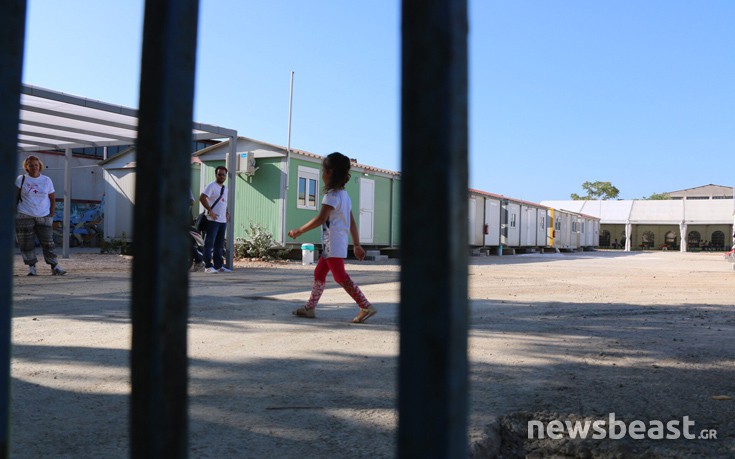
xmin=16 ymin=174 xmax=54 ymax=217
xmin=321 ymin=189 xmax=351 ymax=258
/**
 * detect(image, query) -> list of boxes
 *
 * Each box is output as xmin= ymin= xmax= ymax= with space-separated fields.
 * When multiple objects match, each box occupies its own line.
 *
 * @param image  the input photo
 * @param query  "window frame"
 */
xmin=296 ymin=165 xmax=320 ymax=210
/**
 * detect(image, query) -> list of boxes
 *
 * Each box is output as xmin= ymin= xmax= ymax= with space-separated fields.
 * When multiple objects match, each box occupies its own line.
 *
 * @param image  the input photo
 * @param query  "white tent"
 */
xmin=542 ymin=198 xmax=734 ymax=252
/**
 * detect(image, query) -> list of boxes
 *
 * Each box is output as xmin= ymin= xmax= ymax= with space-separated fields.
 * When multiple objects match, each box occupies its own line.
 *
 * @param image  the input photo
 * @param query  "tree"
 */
xmin=570 ymin=181 xmax=620 ymax=200
xmin=643 ymin=192 xmax=670 ymax=200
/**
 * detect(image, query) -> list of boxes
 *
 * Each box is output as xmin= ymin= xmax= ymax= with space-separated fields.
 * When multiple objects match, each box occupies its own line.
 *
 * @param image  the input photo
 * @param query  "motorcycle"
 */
xmin=189 ymin=216 xmax=230 ymax=272
xmin=189 ymin=225 xmax=205 ymax=272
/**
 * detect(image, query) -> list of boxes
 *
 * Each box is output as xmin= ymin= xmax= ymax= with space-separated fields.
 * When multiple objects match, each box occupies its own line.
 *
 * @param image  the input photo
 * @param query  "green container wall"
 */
xmin=285 ymin=158 xmax=401 ymax=247
xmin=391 ymin=178 xmax=400 ymax=246
xmin=360 ymin=174 xmax=391 ymax=245
xmin=200 ymin=159 xmax=282 ymax=241
xmin=285 ymin=158 xmax=324 ymax=245
xmin=200 ymin=160 xmax=221 ymax=189
xmin=190 ymin=163 xmax=200 ymax=219
xmin=203 ymin=155 xmax=401 ymax=247
xmin=233 ymin=158 xmax=282 ymax=241
xmin=353 ymin=173 xmax=400 ymax=246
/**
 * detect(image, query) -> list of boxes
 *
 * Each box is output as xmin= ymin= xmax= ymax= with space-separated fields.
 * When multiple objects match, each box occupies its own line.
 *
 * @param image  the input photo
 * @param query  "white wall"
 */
xmin=103 ymin=169 xmax=136 ymax=240
xmin=17 ymin=152 xmax=104 ymax=202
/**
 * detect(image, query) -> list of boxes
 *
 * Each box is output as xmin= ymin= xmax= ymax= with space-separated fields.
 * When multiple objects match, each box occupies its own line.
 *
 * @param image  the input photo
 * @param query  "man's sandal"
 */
xmin=352 ymin=305 xmax=377 ymax=324
xmin=293 ymin=307 xmax=316 ymax=319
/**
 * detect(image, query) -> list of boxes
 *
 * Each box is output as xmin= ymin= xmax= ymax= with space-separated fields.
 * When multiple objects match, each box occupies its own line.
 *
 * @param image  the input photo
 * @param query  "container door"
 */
xmin=537 ymin=209 xmax=547 ymax=246
xmin=506 ymin=202 xmax=521 ymax=246
xmin=523 ymin=206 xmax=537 ymax=246
xmin=469 ymin=197 xmax=477 ymax=244
xmin=484 ymin=199 xmax=501 ymax=245
xmin=359 ymin=178 xmax=374 ymax=244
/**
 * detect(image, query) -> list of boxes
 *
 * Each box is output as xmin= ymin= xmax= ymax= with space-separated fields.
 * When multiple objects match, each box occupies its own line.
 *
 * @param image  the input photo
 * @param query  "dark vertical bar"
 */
xmin=399 ymin=0 xmax=469 ymax=457
xmin=131 ymin=1 xmax=199 ymax=457
xmin=0 ymin=2 xmax=27 ymax=457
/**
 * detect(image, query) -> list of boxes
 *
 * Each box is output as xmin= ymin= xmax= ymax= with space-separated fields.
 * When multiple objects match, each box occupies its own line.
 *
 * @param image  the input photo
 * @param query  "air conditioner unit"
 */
xmin=237 ymin=151 xmax=259 ymax=175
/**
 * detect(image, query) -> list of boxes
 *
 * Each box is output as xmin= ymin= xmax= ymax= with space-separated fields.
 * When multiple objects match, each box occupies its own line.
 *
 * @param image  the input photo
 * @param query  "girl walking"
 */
xmin=288 ymin=152 xmax=377 ymax=323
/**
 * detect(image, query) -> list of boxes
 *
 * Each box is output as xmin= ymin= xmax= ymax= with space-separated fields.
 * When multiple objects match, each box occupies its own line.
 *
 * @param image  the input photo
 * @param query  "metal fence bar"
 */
xmin=0 ymin=1 xmax=27 ymax=457
xmin=399 ymin=0 xmax=469 ymax=457
xmin=130 ymin=1 xmax=200 ymax=457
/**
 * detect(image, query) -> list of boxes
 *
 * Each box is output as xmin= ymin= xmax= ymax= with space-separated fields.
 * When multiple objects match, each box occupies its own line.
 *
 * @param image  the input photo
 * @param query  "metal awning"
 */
xmin=16 ymin=84 xmax=239 ymax=263
xmin=18 ymin=84 xmax=236 ymax=152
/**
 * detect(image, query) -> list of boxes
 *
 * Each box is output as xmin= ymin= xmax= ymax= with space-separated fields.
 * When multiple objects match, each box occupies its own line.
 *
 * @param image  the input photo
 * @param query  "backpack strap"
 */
xmin=16 ymin=175 xmax=25 ymax=205
xmin=210 ymin=184 xmax=225 ymax=209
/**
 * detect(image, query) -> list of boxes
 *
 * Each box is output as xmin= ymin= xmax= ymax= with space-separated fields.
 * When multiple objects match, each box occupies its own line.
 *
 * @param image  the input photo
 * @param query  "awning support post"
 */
xmin=225 ymin=134 xmax=237 ymax=269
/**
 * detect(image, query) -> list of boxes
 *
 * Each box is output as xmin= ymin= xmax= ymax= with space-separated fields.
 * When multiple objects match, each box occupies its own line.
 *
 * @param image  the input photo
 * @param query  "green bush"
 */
xmin=100 ymin=232 xmax=131 ymax=254
xmin=235 ymin=223 xmax=286 ymax=260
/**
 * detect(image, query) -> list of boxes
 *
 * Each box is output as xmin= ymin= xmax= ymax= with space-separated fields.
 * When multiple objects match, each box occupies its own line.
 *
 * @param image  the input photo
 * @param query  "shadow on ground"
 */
xmin=10 ymin=264 xmax=735 ymax=458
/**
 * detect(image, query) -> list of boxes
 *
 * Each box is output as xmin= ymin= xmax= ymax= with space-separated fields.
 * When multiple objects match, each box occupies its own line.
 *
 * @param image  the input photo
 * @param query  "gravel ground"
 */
xmin=9 ymin=249 xmax=735 ymax=458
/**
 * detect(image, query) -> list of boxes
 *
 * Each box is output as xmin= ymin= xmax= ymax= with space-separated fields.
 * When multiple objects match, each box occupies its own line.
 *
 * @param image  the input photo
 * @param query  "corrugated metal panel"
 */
xmin=104 ymin=169 xmax=135 ymax=239
xmin=668 ymin=184 xmax=733 ymax=198
xmin=286 ymin=158 xmax=323 ymax=246
xmin=233 ymin=159 xmax=282 ymax=241
xmin=391 ymin=179 xmax=401 ymax=246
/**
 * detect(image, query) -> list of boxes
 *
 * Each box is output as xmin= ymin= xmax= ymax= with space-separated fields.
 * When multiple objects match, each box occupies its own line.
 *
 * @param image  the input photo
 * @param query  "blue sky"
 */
xmin=23 ymin=1 xmax=734 ymax=203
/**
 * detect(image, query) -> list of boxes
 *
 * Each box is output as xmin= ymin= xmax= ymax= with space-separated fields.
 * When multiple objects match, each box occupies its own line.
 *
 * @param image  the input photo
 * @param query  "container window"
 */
xmin=297 ymin=165 xmax=320 ymax=210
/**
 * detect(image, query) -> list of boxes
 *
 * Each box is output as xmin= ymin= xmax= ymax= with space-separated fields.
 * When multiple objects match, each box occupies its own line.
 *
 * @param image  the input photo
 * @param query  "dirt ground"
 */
xmin=9 ymin=249 xmax=735 ymax=458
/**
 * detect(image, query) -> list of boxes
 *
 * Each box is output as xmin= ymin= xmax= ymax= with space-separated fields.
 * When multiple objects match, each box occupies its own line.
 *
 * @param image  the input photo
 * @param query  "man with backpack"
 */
xmin=199 ymin=166 xmax=231 ymax=273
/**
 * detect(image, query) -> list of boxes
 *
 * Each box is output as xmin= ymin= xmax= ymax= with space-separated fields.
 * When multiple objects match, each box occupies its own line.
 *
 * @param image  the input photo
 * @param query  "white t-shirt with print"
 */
xmin=201 ymin=181 xmax=227 ymax=223
xmin=321 ymin=189 xmax=351 ymax=259
xmin=16 ymin=174 xmax=55 ymax=217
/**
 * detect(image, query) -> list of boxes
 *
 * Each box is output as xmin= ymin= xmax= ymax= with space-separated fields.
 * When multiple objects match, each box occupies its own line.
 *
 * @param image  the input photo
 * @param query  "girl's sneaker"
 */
xmin=293 ymin=307 xmax=316 ymax=319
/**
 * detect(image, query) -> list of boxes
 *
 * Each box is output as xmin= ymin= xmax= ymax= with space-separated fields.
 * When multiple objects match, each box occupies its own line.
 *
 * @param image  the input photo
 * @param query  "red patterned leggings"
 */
xmin=305 ymin=256 xmax=371 ymax=310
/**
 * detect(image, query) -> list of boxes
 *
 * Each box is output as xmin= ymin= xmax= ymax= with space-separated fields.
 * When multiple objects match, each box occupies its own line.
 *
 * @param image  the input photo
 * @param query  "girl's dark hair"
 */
xmin=322 ymin=152 xmax=351 ymax=192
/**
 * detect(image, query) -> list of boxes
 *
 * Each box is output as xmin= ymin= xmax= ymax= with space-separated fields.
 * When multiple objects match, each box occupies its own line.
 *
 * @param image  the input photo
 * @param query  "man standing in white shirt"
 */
xmin=199 ymin=166 xmax=231 ymax=273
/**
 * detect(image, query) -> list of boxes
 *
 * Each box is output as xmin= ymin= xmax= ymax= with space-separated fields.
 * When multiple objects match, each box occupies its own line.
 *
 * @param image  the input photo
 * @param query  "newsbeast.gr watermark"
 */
xmin=529 ymin=413 xmax=718 ymax=440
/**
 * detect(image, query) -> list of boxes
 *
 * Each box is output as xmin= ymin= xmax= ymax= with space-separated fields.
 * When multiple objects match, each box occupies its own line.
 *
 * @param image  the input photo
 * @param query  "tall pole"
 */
xmin=282 ymin=71 xmax=294 ymax=245
xmin=287 ymin=71 xmax=294 ymax=154
xmin=0 ymin=2 xmax=27 ymax=456
xmin=399 ymin=0 xmax=469 ymax=457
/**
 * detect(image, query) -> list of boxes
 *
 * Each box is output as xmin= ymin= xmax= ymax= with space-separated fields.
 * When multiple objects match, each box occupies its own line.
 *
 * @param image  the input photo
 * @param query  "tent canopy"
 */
xmin=18 ymin=84 xmax=236 ymax=152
